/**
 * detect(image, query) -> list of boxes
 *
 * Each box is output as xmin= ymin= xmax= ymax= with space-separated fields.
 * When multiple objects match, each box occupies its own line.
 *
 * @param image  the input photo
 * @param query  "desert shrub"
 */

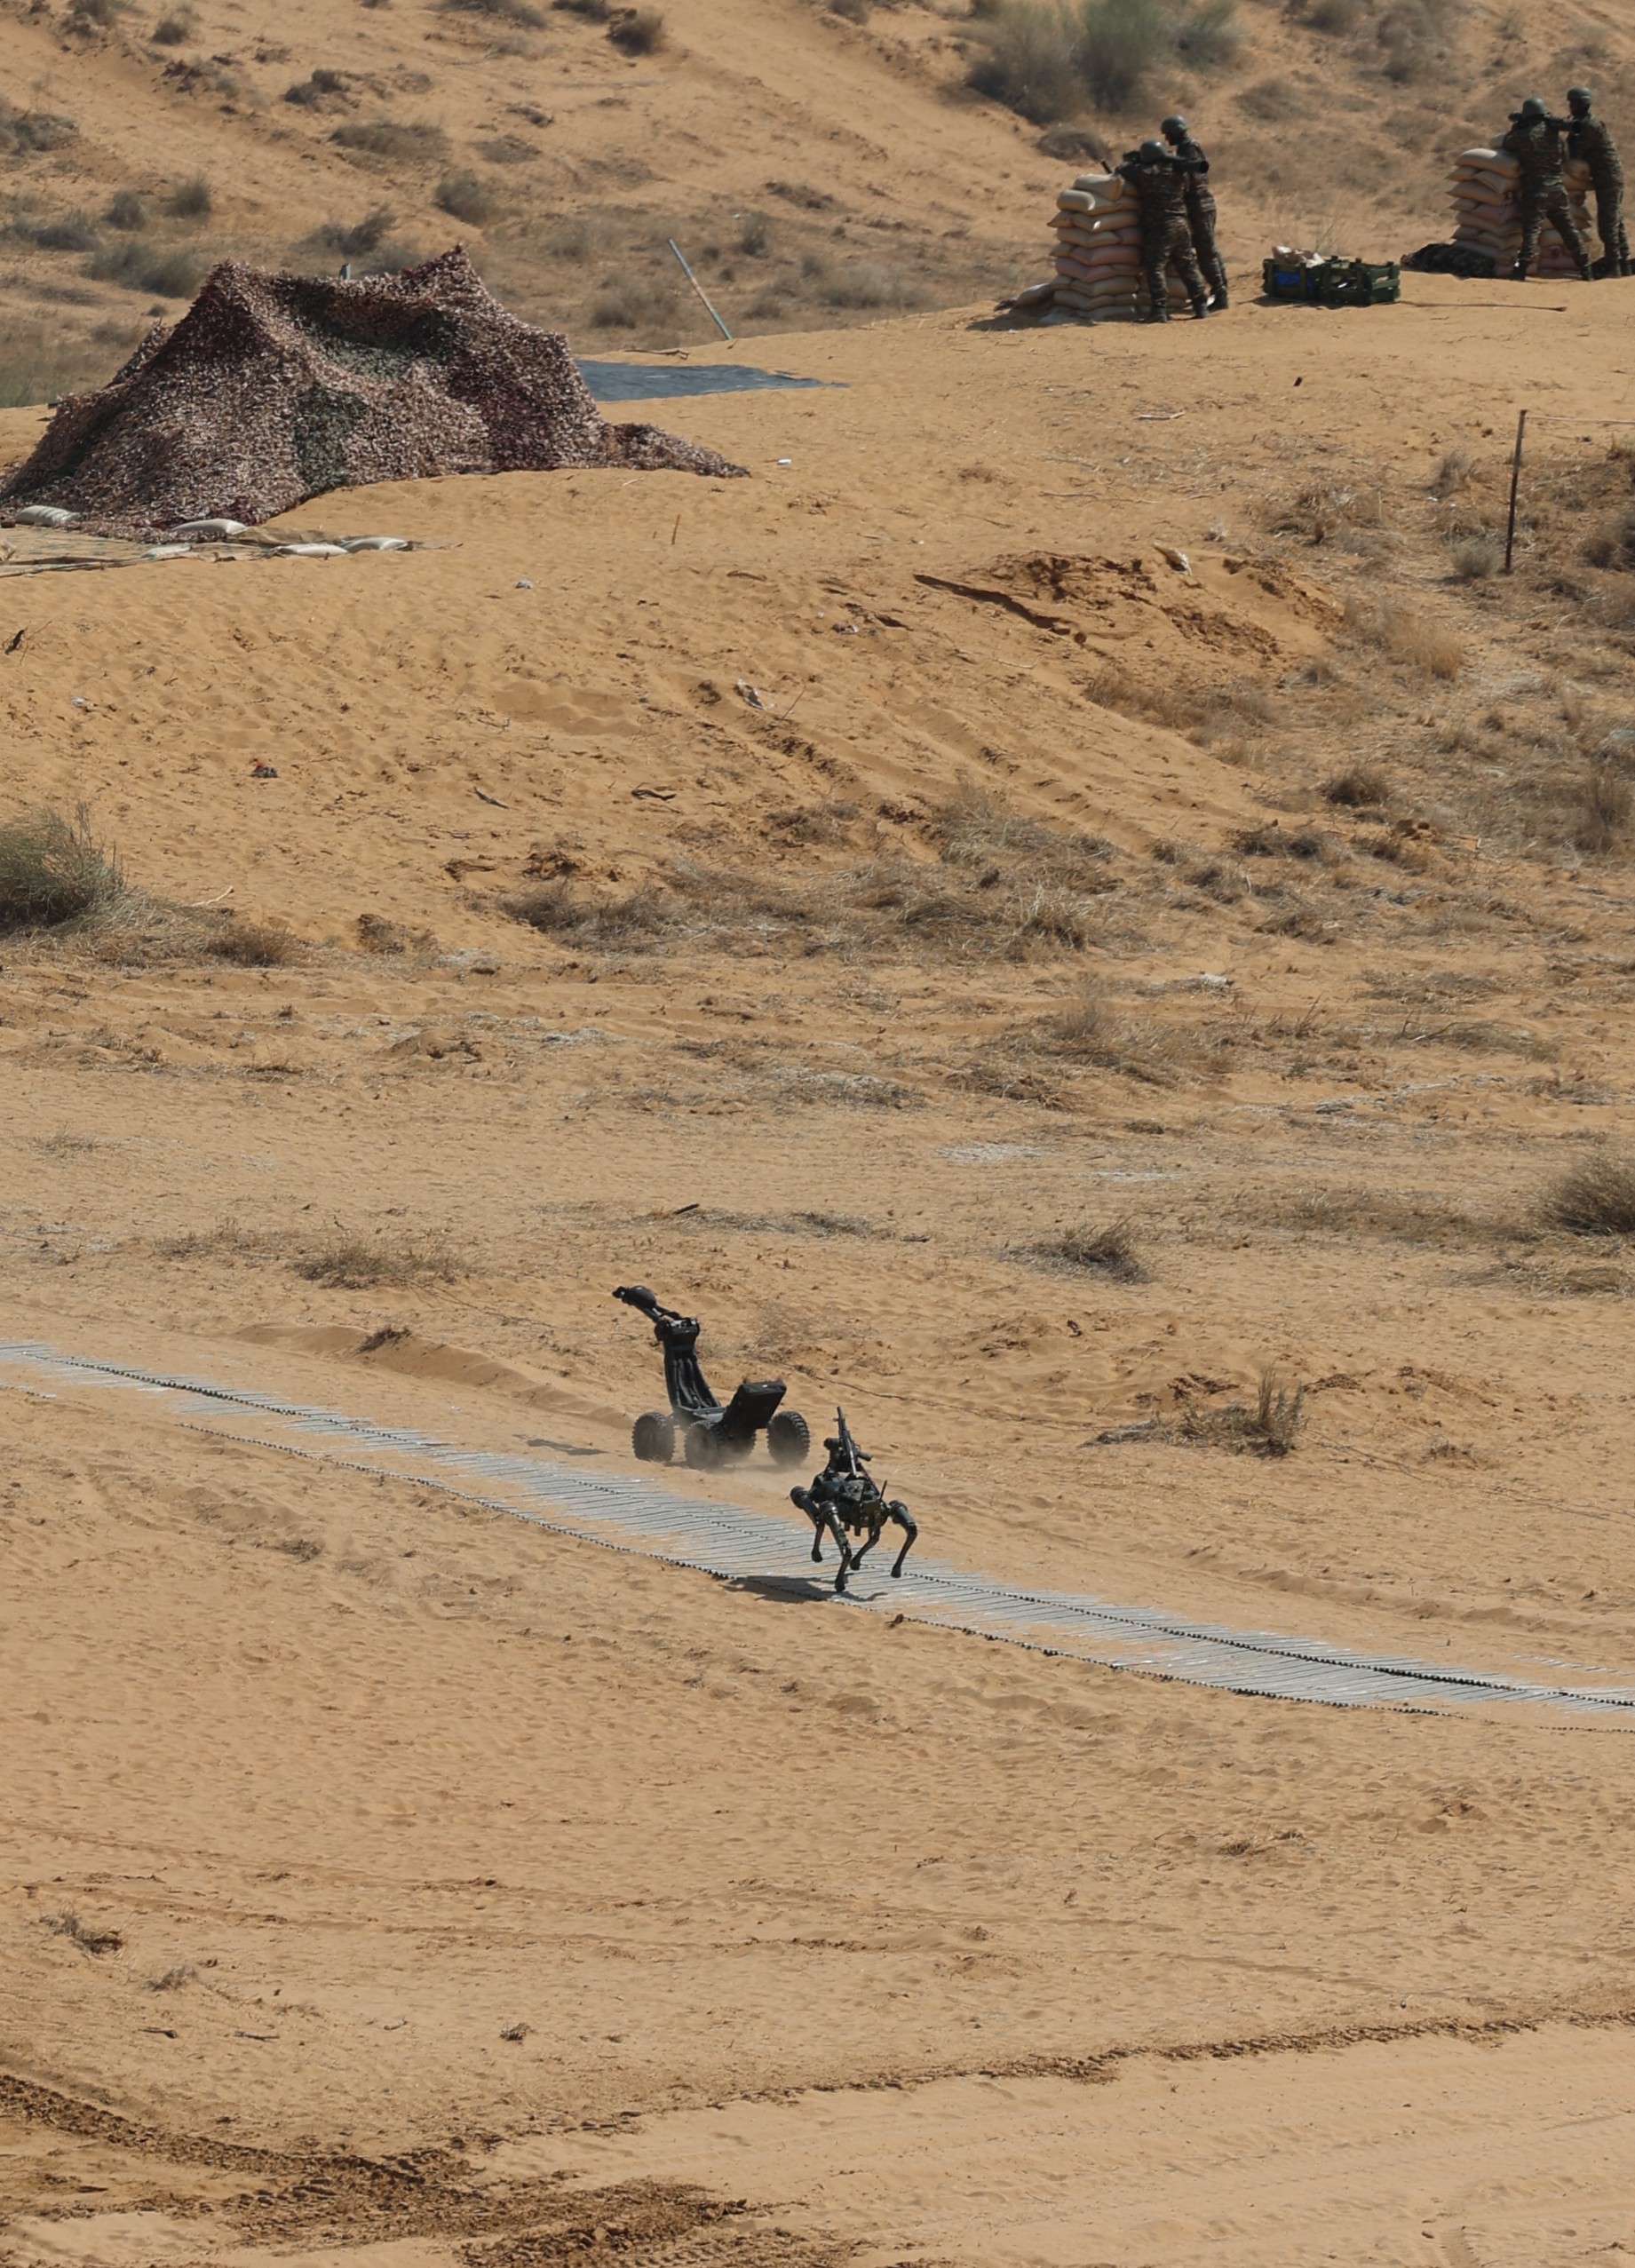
xmin=1078 ymin=0 xmax=1174 ymax=107
xmin=499 ymin=879 xmax=673 ymax=945
xmin=1433 ymin=443 xmax=1474 ymax=494
xmin=105 ymin=188 xmax=148 ymax=230
xmin=817 ymin=257 xmax=915 ymax=308
xmin=86 ymin=239 xmax=205 ymax=296
xmin=145 ymin=248 xmax=207 ymax=296
xmin=475 ymin=133 xmax=540 ymax=162
xmin=966 ymin=1 xmax=1084 ymax=123
xmin=1171 ymin=0 xmax=1237 ymax=66
xmin=285 ymin=67 xmax=350 ymax=106
xmin=23 ymin=210 xmax=101 ymax=252
xmin=1450 ymin=535 xmax=1500 ymax=581
xmin=150 ymin=7 xmax=193 ymax=37
xmin=1345 ymin=595 xmax=1464 ymax=679
xmin=442 ymin=0 xmax=545 ymax=22
xmin=67 ymin=0 xmax=127 ymax=28
xmin=547 ymin=212 xmax=621 ymax=260
xmin=829 ymin=0 xmax=870 ymax=20
xmin=1541 ymin=1152 xmax=1635 ymax=1234
xmin=1570 ymin=765 xmax=1631 ymax=852
xmin=1249 ymin=1371 xmax=1306 ymax=1455
xmin=1030 ymin=1219 xmax=1147 ymax=1280
xmin=1304 ymin=0 xmax=1361 ymax=25
xmin=1036 ymin=122 xmax=1107 ymax=160
xmin=588 ymin=276 xmax=679 ymax=329
xmin=295 ymin=1234 xmax=457 ymax=1288
xmin=0 ymin=808 xmax=124 ymax=932
xmin=607 ymin=4 xmax=665 ymax=46
xmin=1321 ymin=764 xmax=1388 ymax=806
xmin=209 ymin=920 xmax=305 ymax=966
xmin=0 ymin=107 xmax=77 ymax=155
xmin=435 ymin=170 xmax=495 ymax=223
xmin=737 ymin=208 xmax=772 ymax=256
xmin=331 ymin=119 xmax=449 ymax=161
xmin=318 ymin=205 xmax=398 ymax=255
xmin=167 ymin=174 xmax=213 ymax=218
xmin=1585 ymin=504 xmax=1635 ymax=569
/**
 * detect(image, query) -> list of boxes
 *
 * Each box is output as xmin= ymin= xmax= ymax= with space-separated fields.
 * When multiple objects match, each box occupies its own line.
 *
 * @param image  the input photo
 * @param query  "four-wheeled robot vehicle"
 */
xmin=614 ymin=1284 xmax=812 ymax=1471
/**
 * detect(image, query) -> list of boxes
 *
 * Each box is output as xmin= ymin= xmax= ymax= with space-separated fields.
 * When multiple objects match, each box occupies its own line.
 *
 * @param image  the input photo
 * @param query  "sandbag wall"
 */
xmin=1450 ymin=144 xmax=1595 ymax=275
xmin=1048 ymin=172 xmax=1202 ymax=320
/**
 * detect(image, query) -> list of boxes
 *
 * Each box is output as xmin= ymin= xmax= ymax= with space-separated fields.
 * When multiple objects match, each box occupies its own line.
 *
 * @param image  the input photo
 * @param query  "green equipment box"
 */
xmin=1262 ymin=256 xmax=1400 ymax=307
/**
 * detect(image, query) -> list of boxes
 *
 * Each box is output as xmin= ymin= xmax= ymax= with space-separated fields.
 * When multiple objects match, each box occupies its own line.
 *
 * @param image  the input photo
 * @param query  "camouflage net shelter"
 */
xmin=0 ymin=247 xmax=745 ymax=533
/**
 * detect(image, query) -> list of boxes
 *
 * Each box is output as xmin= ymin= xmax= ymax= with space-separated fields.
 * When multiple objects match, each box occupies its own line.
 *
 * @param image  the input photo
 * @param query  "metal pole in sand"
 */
xmin=669 ymin=240 xmax=734 ymax=345
xmin=1504 ymin=408 xmax=1528 ymax=574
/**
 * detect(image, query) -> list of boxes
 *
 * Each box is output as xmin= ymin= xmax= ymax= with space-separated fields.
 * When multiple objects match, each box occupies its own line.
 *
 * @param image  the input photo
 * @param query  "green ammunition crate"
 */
xmin=1317 ymin=257 xmax=1400 ymax=306
xmin=1261 ymin=255 xmax=1401 ymax=307
xmin=1262 ymin=257 xmax=1325 ymax=302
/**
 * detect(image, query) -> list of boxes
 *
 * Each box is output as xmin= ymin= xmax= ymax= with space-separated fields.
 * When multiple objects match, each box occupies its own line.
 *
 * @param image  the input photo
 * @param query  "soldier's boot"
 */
xmin=1147 ymin=305 xmax=1171 ymax=323
xmin=1212 ymin=282 xmax=1229 ymax=310
xmin=1190 ymin=295 xmax=1210 ymax=319
xmin=1578 ymin=255 xmax=1598 ymax=282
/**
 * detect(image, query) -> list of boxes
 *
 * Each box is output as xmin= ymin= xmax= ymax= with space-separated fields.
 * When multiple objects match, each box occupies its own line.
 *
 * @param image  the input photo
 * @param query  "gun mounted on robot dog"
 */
xmin=613 ymin=1284 xmax=812 ymax=1471
xmin=791 ymin=1406 xmax=918 ymax=1596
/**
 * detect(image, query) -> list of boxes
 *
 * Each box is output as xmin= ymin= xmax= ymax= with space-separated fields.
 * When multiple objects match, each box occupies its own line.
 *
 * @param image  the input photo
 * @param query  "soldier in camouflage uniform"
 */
xmin=1162 ymin=113 xmax=1228 ymax=309
xmin=1567 ymin=86 xmax=1629 ymax=276
xmin=1116 ymin=138 xmax=1210 ymax=322
xmin=1502 ymin=95 xmax=1595 ymax=282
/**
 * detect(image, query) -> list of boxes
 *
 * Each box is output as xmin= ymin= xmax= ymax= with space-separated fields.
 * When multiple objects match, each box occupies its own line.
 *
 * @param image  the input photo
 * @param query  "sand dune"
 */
xmin=8 ymin=46 xmax=1635 ymax=2260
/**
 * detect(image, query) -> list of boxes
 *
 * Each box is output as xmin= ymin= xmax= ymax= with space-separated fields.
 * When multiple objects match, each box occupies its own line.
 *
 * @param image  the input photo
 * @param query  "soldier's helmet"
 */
xmin=1139 ymin=138 xmax=1170 ymax=162
xmin=1568 ymin=86 xmax=1593 ymax=108
xmin=1161 ymin=114 xmax=1187 ymax=139
xmin=1519 ymin=95 xmax=1548 ymax=121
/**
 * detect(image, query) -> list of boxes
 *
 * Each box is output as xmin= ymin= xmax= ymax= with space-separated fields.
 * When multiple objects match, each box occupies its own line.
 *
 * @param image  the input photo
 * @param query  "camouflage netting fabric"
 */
xmin=0 ymin=246 xmax=746 ymax=532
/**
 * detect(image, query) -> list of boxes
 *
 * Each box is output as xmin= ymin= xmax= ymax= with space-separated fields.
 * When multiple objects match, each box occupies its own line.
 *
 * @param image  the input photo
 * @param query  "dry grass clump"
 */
xmin=442 ymin=0 xmax=545 ymax=23
xmin=1028 ymin=1219 xmax=1147 ymax=1281
xmin=499 ymin=878 xmax=675 ymax=948
xmin=208 ymin=920 xmax=306 ymax=967
xmin=105 ymin=188 xmax=148 ymax=230
xmin=0 ymin=808 xmax=125 ymax=932
xmin=17 ymin=210 xmax=101 ymax=252
xmin=1569 ymin=765 xmax=1631 ymax=853
xmin=1175 ymin=1373 xmax=1307 ymax=1455
xmin=332 ymin=119 xmax=449 ymax=163
xmin=295 ymin=1233 xmax=459 ymax=1288
xmin=1344 ymin=595 xmax=1464 ymax=680
xmin=356 ymin=911 xmax=438 ymax=955
xmin=1033 ymin=995 xmax=1187 ymax=1083
xmin=0 ymin=105 xmax=76 ymax=156
xmin=497 ymin=797 xmax=1125 ymax=964
xmin=1321 ymin=765 xmax=1388 ymax=807
xmin=1252 ymin=1185 xmax=1488 ymax=1246
xmin=150 ymin=7 xmax=194 ymax=39
xmin=85 ymin=240 xmax=206 ymax=297
xmin=1449 ymin=535 xmax=1500 ymax=582
xmin=967 ymin=0 xmax=1235 ymax=123
xmin=435 ymin=172 xmax=496 ymax=224
xmin=607 ymin=4 xmax=665 ymax=48
xmin=1539 ymin=1152 xmax=1635 ymax=1236
xmin=167 ymin=174 xmax=213 ymax=219
xmin=42 ymin=1909 xmax=123 ymax=1955
xmin=1096 ymin=1371 xmax=1309 ymax=1455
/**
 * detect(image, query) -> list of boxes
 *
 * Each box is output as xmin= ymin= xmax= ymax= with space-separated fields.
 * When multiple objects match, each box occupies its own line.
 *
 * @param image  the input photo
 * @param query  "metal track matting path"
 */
xmin=3 ymin=1339 xmax=1631 ymax=1721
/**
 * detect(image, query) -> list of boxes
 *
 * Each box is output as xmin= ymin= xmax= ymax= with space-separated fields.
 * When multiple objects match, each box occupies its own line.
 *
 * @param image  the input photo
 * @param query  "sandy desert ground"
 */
xmin=9 ymin=3 xmax=1635 ymax=2256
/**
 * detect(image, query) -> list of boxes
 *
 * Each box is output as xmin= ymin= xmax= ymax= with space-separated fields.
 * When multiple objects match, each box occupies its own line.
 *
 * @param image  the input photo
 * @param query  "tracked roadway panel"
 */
xmin=3 ymin=1339 xmax=1631 ymax=1721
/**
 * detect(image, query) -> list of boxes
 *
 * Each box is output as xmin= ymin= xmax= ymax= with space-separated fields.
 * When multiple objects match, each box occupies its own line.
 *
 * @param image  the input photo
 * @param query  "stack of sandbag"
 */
xmin=1449 ymin=145 xmax=1595 ymax=275
xmin=1049 ymin=171 xmax=1143 ymax=320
